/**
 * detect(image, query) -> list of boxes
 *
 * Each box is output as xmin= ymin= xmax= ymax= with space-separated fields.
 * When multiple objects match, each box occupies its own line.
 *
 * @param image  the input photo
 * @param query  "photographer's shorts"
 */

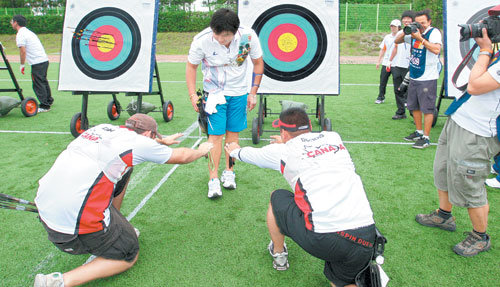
xmin=41 ymin=205 xmax=139 ymax=262
xmin=271 ymin=189 xmax=375 ymax=286
xmin=407 ymin=79 xmax=437 ymax=114
xmin=207 ymin=94 xmax=248 ymax=135
xmin=434 ymin=118 xmax=500 ymax=207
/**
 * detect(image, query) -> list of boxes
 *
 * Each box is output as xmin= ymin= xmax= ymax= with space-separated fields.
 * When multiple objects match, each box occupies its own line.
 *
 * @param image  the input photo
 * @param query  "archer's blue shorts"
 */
xmin=207 ymin=94 xmax=248 ymax=135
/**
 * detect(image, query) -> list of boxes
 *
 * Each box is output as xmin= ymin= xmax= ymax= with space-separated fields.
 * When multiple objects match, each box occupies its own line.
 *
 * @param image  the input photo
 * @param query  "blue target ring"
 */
xmin=259 ymin=14 xmax=317 ymax=72
xmin=72 ymin=7 xmax=141 ymax=80
xmin=252 ymin=4 xmax=327 ymax=82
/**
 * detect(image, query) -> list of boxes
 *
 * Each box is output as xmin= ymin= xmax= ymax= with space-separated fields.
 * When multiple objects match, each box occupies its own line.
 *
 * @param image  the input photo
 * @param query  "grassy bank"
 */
xmin=0 ymin=31 xmax=385 ymax=56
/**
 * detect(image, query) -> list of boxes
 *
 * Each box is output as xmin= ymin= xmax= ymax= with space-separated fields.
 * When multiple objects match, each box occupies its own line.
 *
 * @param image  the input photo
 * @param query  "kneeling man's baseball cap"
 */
xmin=125 ymin=113 xmax=162 ymax=139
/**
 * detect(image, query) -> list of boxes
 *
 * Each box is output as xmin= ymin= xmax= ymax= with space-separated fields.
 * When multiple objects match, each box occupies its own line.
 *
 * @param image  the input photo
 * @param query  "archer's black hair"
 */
xmin=210 ymin=8 xmax=239 ymax=35
xmin=401 ymin=10 xmax=415 ymax=21
xmin=280 ymin=107 xmax=311 ymax=134
xmin=12 ymin=15 xmax=26 ymax=27
xmin=415 ymin=9 xmax=432 ymax=21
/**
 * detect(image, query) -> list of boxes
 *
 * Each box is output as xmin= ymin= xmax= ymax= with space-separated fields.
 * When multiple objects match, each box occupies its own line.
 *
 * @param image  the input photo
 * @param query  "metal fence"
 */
xmin=340 ymin=3 xmax=412 ymax=32
xmin=2 ymin=3 xmax=412 ymax=32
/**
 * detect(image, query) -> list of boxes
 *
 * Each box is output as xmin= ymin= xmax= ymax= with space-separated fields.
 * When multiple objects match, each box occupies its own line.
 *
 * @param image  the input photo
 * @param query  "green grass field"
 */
xmin=0 ymin=62 xmax=499 ymax=287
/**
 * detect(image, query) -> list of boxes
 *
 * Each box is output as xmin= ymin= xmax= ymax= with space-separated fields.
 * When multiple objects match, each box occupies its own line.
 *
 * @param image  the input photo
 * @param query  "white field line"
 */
xmin=32 ymin=121 xmax=199 ymax=274
xmin=0 ymin=78 xmax=387 ymax=86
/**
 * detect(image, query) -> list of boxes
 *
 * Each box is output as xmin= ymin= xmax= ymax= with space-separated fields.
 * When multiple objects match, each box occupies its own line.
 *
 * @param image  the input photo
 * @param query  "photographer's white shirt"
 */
xmin=15 ymin=27 xmax=48 ymax=65
xmin=379 ymin=34 xmax=396 ymax=67
xmin=451 ymin=61 xmax=500 ymax=137
xmin=188 ymin=26 xmax=263 ymax=97
xmin=404 ymin=27 xmax=442 ymax=81
xmin=392 ymin=41 xmax=411 ymax=68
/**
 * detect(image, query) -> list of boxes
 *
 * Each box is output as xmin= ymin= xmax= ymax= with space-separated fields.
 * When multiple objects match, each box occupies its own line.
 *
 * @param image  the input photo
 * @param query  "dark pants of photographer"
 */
xmin=31 ymin=61 xmax=53 ymax=110
xmin=377 ymin=65 xmax=392 ymax=101
xmin=391 ymin=66 xmax=408 ymax=116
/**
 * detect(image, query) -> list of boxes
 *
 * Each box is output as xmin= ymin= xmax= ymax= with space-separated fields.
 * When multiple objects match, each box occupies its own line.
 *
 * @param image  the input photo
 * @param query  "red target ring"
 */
xmin=267 ymin=23 xmax=307 ymax=62
xmin=88 ymin=25 xmax=123 ymax=62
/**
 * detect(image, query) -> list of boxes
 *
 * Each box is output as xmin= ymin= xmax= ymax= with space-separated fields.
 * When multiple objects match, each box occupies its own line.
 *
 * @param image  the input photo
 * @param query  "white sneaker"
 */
xmin=221 ymin=170 xmax=236 ymax=190
xmin=485 ymin=178 xmax=500 ymax=189
xmin=37 ymin=108 xmax=50 ymax=113
xmin=208 ymin=178 xmax=222 ymax=199
xmin=268 ymin=240 xmax=289 ymax=271
xmin=34 ymin=272 xmax=64 ymax=287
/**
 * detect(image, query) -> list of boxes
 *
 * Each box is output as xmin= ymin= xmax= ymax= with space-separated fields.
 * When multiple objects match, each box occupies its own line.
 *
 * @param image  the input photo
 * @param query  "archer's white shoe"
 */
xmin=221 ymin=170 xmax=236 ymax=190
xmin=33 ymin=272 xmax=64 ymax=287
xmin=208 ymin=178 xmax=222 ymax=199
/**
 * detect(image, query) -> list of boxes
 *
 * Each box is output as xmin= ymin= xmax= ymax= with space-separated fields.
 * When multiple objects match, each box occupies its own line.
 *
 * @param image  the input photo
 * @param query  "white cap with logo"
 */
xmin=390 ymin=19 xmax=401 ymax=27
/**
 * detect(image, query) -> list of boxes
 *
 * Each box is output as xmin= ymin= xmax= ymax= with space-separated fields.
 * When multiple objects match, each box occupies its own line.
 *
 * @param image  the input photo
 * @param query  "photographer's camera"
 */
xmin=458 ymin=15 xmax=500 ymax=43
xmin=403 ymin=22 xmax=423 ymax=35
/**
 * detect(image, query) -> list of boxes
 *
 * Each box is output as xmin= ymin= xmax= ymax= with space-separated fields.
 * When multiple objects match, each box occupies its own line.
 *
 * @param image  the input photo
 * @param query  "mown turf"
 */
xmin=0 ymin=63 xmax=499 ymax=287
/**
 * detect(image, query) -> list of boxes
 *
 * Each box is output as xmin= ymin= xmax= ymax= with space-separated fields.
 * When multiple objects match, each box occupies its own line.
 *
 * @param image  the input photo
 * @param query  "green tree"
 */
xmin=0 ymin=0 xmax=25 ymax=8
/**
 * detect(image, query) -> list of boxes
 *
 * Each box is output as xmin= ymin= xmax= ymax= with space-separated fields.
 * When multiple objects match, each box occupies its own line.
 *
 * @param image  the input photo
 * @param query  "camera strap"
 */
xmin=451 ymin=43 xmax=478 ymax=92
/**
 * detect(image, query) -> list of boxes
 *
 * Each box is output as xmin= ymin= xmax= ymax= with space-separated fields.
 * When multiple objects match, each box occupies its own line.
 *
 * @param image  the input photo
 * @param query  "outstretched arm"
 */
xmin=225 ymin=142 xmax=282 ymax=171
xmin=166 ymin=142 xmax=213 ymax=164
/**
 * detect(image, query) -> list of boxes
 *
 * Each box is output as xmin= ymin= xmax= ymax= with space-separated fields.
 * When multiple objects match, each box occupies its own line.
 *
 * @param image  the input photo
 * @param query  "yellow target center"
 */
xmin=97 ymin=34 xmax=115 ymax=53
xmin=277 ymin=33 xmax=298 ymax=53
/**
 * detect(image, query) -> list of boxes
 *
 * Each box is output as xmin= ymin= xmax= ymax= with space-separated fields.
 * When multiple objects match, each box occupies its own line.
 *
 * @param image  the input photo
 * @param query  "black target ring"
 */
xmin=252 ymin=4 xmax=328 ymax=82
xmin=72 ymin=7 xmax=141 ymax=80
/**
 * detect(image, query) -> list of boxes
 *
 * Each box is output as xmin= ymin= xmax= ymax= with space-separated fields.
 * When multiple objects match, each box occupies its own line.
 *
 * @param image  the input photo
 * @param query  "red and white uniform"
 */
xmin=35 ymin=124 xmax=172 ymax=235
xmin=230 ymin=131 xmax=374 ymax=233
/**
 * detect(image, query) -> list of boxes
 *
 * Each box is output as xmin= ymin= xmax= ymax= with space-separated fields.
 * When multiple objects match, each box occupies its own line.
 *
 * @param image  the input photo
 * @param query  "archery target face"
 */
xmin=445 ymin=0 xmax=497 ymax=99
xmin=239 ymin=0 xmax=339 ymax=95
xmin=59 ymin=0 xmax=159 ymax=92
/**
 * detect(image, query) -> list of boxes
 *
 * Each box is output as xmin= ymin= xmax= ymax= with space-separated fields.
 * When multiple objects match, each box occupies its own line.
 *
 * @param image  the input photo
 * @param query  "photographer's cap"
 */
xmin=125 ymin=113 xmax=162 ymax=139
xmin=390 ymin=19 xmax=401 ymax=27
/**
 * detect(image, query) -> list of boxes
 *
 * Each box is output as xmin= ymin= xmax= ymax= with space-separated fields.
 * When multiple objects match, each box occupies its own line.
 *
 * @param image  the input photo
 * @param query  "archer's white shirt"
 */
xmin=230 ymin=131 xmax=374 ymax=233
xmin=188 ymin=26 xmax=263 ymax=97
xmin=16 ymin=27 xmax=48 ymax=65
xmin=35 ymin=124 xmax=172 ymax=235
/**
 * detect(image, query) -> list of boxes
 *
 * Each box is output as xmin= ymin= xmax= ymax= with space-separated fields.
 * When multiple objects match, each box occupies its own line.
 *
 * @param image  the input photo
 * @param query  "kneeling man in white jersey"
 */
xmin=33 ymin=114 xmax=212 ymax=287
xmin=225 ymin=108 xmax=378 ymax=287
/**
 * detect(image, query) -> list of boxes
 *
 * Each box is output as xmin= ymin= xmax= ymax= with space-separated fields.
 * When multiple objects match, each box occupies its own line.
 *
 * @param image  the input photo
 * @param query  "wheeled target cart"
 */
xmin=69 ymin=61 xmax=174 ymax=138
xmin=0 ymin=43 xmax=38 ymax=117
xmin=251 ymin=94 xmax=332 ymax=144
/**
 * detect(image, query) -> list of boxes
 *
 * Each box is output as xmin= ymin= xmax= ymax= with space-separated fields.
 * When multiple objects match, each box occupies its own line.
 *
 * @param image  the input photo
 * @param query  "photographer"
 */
xmin=395 ymin=9 xmax=442 ymax=149
xmin=389 ymin=10 xmax=415 ymax=120
xmin=415 ymin=27 xmax=500 ymax=257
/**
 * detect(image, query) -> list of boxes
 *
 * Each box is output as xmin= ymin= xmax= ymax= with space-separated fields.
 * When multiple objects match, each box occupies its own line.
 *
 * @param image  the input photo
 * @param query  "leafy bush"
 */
xmin=0 ymin=15 xmax=63 ymax=34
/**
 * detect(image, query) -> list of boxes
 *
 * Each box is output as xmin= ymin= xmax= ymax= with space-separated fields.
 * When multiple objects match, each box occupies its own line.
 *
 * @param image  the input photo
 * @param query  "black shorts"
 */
xmin=41 ymin=205 xmax=139 ymax=262
xmin=271 ymin=189 xmax=375 ymax=286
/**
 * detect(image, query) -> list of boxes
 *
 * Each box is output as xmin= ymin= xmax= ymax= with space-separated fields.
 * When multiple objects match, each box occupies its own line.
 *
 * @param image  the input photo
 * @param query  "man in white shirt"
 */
xmin=389 ymin=10 xmax=415 ymax=119
xmin=33 ymin=114 xmax=213 ymax=287
xmin=225 ymin=108 xmax=377 ymax=287
xmin=416 ymin=28 xmax=500 ymax=257
xmin=395 ymin=9 xmax=442 ymax=149
xmin=10 ymin=15 xmax=53 ymax=112
xmin=186 ymin=8 xmax=264 ymax=199
xmin=374 ymin=19 xmax=400 ymax=104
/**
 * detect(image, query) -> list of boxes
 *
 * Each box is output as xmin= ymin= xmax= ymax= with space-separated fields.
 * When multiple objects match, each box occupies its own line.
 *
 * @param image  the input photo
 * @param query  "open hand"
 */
xmin=156 ymin=133 xmax=183 ymax=145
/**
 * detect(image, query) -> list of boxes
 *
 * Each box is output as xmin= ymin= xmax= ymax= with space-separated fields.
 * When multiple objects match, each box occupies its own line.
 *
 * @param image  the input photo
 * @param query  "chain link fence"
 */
xmin=2 ymin=3 xmax=412 ymax=33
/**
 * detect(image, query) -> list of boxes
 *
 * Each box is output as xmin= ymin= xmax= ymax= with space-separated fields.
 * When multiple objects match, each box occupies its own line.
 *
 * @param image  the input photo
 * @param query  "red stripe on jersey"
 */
xmin=77 ymin=173 xmax=114 ymax=234
xmin=280 ymin=160 xmax=286 ymax=174
xmin=294 ymin=179 xmax=314 ymax=231
xmin=120 ymin=150 xmax=133 ymax=167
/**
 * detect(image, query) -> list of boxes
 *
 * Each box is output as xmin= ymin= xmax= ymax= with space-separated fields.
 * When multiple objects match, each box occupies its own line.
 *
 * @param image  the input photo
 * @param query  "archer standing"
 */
xmin=10 ymin=14 xmax=53 ymax=112
xmin=186 ymin=8 xmax=264 ymax=199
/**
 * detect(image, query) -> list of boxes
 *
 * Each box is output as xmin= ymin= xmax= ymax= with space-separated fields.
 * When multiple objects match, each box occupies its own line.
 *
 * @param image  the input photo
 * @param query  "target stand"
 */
xmin=69 ymin=60 xmax=174 ymax=138
xmin=251 ymin=94 xmax=332 ymax=144
xmin=0 ymin=43 xmax=38 ymax=117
